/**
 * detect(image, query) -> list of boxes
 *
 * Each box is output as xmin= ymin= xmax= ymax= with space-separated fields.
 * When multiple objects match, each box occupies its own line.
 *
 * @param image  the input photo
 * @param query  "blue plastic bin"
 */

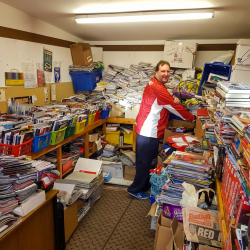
xmin=197 ymin=62 xmax=232 ymax=95
xmin=100 ymin=109 xmax=111 ymax=119
xmin=69 ymin=68 xmax=102 ymax=91
xmin=32 ymin=132 xmax=51 ymax=152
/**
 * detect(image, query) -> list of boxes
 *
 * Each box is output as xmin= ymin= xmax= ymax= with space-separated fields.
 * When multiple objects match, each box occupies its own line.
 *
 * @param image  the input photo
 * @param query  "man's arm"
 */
xmin=156 ymin=85 xmax=195 ymax=121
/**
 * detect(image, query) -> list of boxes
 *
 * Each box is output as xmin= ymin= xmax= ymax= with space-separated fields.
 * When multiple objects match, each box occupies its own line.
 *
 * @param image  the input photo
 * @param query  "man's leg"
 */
xmin=127 ymin=134 xmax=159 ymax=194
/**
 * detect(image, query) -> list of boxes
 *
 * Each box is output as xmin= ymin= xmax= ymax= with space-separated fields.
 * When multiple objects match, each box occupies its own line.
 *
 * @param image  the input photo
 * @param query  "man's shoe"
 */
xmin=128 ymin=192 xmax=149 ymax=199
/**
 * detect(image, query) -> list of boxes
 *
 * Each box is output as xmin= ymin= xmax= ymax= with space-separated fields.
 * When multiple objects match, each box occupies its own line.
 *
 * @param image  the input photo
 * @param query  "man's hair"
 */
xmin=155 ymin=60 xmax=170 ymax=71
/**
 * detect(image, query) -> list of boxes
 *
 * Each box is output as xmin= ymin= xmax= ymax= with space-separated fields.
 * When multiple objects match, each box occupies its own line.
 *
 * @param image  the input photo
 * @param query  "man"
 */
xmin=127 ymin=60 xmax=196 ymax=199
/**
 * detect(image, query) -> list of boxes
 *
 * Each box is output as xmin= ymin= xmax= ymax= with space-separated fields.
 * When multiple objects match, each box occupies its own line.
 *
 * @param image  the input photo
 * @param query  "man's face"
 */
xmin=155 ymin=64 xmax=171 ymax=84
xmin=189 ymin=224 xmax=196 ymax=235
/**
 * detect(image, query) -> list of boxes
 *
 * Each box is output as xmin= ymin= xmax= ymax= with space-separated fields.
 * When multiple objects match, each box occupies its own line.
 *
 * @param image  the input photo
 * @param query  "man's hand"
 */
xmin=173 ymin=97 xmax=180 ymax=104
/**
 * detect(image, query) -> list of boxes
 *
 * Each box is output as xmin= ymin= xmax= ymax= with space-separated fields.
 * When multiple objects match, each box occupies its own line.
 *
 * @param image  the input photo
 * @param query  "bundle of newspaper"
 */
xmin=182 ymin=206 xmax=221 ymax=248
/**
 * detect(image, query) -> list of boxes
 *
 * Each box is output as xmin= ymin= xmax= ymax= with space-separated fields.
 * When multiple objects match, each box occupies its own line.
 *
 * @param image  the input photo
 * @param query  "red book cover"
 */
xmin=197 ymin=109 xmax=209 ymax=117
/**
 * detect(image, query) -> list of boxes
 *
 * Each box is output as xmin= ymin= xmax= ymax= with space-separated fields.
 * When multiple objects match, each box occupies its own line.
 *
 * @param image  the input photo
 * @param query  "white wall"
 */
xmin=0 ymin=2 xmax=83 ymax=42
xmin=0 ymin=37 xmax=73 ymax=87
xmin=89 ymin=40 xmax=238 ymax=69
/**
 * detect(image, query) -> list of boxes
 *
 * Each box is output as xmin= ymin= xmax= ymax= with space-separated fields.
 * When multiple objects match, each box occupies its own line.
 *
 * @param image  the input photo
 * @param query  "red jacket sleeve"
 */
xmin=154 ymin=83 xmax=195 ymax=121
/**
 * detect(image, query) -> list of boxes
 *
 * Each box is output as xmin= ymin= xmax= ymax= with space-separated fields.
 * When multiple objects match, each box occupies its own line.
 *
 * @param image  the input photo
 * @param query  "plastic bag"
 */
xmin=210 ymin=51 xmax=234 ymax=65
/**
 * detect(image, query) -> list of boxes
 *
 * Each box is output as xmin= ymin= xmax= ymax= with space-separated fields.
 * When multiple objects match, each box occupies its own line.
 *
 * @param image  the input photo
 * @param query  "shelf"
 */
xmin=30 ymin=119 xmax=106 ymax=160
xmin=216 ymin=179 xmax=227 ymax=250
xmin=62 ymin=167 xmax=74 ymax=177
xmin=107 ymin=117 xmax=136 ymax=124
xmin=105 ymin=178 xmax=133 ymax=186
xmin=118 ymin=145 xmax=133 ymax=149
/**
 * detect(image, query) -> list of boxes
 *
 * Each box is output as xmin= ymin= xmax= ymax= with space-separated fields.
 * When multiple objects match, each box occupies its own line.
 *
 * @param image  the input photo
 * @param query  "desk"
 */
xmin=0 ymin=190 xmax=58 ymax=250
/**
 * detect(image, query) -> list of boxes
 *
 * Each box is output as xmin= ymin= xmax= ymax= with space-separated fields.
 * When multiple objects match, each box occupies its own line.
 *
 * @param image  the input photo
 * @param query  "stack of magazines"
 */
xmin=164 ymin=151 xmax=213 ymax=189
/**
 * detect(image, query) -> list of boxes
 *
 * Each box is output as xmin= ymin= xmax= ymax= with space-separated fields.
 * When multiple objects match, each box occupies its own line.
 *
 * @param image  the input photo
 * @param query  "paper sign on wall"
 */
xmin=44 ymin=87 xmax=49 ymax=103
xmin=50 ymin=84 xmax=57 ymax=101
xmin=0 ymin=89 xmax=6 ymax=102
xmin=22 ymin=63 xmax=36 ymax=89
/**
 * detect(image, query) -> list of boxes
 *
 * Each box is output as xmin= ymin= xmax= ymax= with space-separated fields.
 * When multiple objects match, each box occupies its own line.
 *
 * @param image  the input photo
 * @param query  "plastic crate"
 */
xmin=100 ymin=109 xmax=111 ymax=119
xmin=197 ymin=62 xmax=232 ymax=95
xmin=50 ymin=127 xmax=67 ymax=145
xmin=75 ymin=119 xmax=87 ymax=134
xmin=64 ymin=124 xmax=76 ymax=139
xmin=94 ymin=110 xmax=101 ymax=122
xmin=69 ymin=68 xmax=102 ymax=91
xmin=32 ymin=132 xmax=51 ymax=152
xmin=124 ymin=132 xmax=133 ymax=145
xmin=106 ymin=131 xmax=120 ymax=144
xmin=87 ymin=113 xmax=96 ymax=126
xmin=0 ymin=138 xmax=33 ymax=157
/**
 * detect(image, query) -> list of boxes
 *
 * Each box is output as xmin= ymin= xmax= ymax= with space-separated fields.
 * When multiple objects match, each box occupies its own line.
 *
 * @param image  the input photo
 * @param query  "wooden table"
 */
xmin=0 ymin=190 xmax=59 ymax=250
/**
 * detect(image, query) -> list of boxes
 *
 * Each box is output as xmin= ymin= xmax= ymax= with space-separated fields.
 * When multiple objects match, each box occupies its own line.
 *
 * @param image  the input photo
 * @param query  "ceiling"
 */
xmin=1 ymin=0 xmax=250 ymax=41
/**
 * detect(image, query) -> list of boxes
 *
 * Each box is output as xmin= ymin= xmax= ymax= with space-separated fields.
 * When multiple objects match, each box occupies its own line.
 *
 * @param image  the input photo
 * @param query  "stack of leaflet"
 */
xmin=65 ymin=158 xmax=102 ymax=200
xmin=102 ymin=144 xmax=118 ymax=158
xmin=0 ymin=214 xmax=22 ymax=239
xmin=217 ymin=81 xmax=250 ymax=107
xmin=164 ymin=151 xmax=213 ymax=189
xmin=78 ymin=202 xmax=91 ymax=222
xmin=156 ymin=181 xmax=184 ymax=205
xmin=69 ymin=64 xmax=94 ymax=72
xmin=16 ymin=183 xmax=37 ymax=203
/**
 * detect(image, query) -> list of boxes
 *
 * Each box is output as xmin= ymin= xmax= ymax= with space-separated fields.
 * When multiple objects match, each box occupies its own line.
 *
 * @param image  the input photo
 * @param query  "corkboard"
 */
xmin=0 ymin=82 xmax=75 ymax=113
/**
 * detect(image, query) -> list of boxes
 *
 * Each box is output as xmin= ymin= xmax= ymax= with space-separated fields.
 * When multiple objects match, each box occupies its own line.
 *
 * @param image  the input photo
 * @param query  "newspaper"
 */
xmin=182 ymin=206 xmax=221 ymax=248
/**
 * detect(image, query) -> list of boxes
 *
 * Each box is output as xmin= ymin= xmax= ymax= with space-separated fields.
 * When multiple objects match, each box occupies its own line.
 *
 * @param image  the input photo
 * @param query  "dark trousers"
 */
xmin=127 ymin=134 xmax=159 ymax=193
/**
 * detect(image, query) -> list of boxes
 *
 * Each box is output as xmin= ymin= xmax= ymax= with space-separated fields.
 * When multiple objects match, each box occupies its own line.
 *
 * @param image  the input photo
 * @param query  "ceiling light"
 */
xmin=75 ymin=9 xmax=214 ymax=24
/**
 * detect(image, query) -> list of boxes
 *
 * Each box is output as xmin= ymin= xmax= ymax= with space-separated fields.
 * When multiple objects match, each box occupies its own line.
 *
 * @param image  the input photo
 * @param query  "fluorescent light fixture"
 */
xmin=75 ymin=9 xmax=214 ymax=24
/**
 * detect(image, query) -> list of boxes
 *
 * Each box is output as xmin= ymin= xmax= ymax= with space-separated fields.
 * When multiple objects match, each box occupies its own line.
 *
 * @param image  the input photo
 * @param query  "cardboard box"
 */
xmin=163 ymin=119 xmax=195 ymax=144
xmin=64 ymin=201 xmax=78 ymax=243
xmin=154 ymin=212 xmax=173 ymax=250
xmin=230 ymin=65 xmax=250 ymax=82
xmin=124 ymin=166 xmax=136 ymax=181
xmin=70 ymin=43 xmax=93 ymax=66
xmin=101 ymin=161 xmax=124 ymax=178
xmin=235 ymin=44 xmax=250 ymax=66
xmin=13 ymin=190 xmax=46 ymax=217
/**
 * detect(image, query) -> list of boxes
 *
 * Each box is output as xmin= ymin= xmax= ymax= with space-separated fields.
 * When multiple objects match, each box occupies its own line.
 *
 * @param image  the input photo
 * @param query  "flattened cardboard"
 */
xmin=64 ymin=201 xmax=78 ymax=243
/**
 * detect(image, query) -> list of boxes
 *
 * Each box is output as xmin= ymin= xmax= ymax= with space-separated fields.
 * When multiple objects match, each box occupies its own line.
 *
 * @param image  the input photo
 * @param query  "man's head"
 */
xmin=155 ymin=60 xmax=171 ymax=84
xmin=189 ymin=224 xmax=196 ymax=235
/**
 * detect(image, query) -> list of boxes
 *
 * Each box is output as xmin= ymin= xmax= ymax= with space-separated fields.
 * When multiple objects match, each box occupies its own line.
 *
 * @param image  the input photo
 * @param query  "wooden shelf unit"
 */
xmin=30 ymin=118 xmax=136 ymax=179
xmin=107 ymin=117 xmax=136 ymax=152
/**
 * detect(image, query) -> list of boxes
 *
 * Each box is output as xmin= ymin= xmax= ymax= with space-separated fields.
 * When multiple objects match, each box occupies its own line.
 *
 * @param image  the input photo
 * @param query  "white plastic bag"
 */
xmin=210 ymin=51 xmax=234 ymax=65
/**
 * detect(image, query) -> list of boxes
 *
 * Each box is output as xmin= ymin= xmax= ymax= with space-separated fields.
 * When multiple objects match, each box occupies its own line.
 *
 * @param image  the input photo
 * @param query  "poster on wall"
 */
xmin=37 ymin=70 xmax=46 ymax=87
xmin=44 ymin=87 xmax=49 ymax=103
xmin=22 ymin=63 xmax=36 ymax=89
xmin=43 ymin=48 xmax=52 ymax=72
xmin=54 ymin=61 xmax=61 ymax=83
xmin=5 ymin=71 xmax=24 ymax=86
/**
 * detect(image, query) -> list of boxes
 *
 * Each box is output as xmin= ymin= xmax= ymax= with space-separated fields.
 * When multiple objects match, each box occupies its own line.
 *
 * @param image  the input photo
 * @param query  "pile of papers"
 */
xmin=0 ymin=214 xmax=22 ymax=239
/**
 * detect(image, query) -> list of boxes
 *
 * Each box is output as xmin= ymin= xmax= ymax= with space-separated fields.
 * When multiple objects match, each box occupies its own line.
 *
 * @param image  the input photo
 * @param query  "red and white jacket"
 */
xmin=135 ymin=77 xmax=195 ymax=139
